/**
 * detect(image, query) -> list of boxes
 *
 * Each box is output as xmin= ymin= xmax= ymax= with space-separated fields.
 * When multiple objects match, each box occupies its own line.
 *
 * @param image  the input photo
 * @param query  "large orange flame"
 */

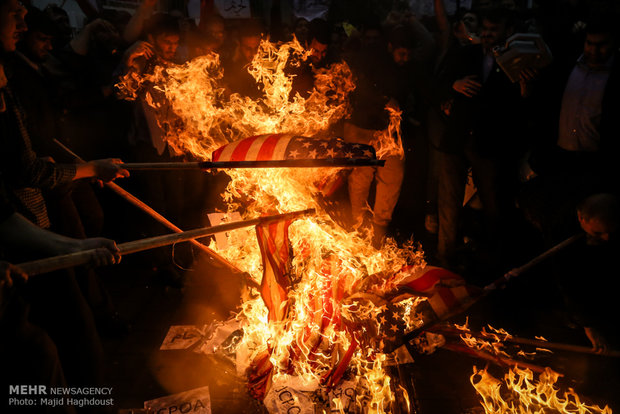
xmin=117 ymin=38 xmax=423 ymax=412
xmin=472 ymin=366 xmax=612 ymax=413
xmin=116 ymin=38 xmax=613 ymax=413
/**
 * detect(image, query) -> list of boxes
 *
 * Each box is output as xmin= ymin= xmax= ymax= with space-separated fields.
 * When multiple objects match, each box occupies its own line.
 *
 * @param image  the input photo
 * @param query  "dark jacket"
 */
xmin=0 ymin=84 xmax=75 ymax=228
xmin=434 ymin=44 xmax=526 ymax=158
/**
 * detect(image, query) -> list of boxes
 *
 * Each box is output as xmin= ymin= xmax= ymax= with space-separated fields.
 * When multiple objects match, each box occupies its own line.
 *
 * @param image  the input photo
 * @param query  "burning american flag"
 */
xmin=212 ymin=134 xmax=377 ymax=163
xmin=115 ymin=36 xmax=614 ymax=414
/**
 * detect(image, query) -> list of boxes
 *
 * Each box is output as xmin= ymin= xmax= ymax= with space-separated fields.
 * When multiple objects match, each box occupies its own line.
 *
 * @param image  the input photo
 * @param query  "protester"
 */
xmin=119 ymin=12 xmax=208 ymax=285
xmin=522 ymin=12 xmax=620 ymax=244
xmin=1 ymin=0 xmax=129 ymax=397
xmin=199 ymin=13 xmax=227 ymax=58
xmin=0 ymin=177 xmax=120 ymax=413
xmin=222 ymin=18 xmax=265 ymax=99
xmin=425 ymin=2 xmax=481 ymax=237
xmin=1 ymin=0 xmax=128 ymax=231
xmin=552 ymin=193 xmax=619 ymax=406
xmin=343 ymin=22 xmax=410 ymax=248
xmin=9 ymin=6 xmax=130 ymax=338
xmin=432 ymin=7 xmax=534 ymax=278
xmin=289 ymin=18 xmax=331 ymax=99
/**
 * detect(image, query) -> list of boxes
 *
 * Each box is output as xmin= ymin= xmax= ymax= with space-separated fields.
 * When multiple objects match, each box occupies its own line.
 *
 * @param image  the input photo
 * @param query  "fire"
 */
xmin=455 ymin=321 xmax=513 ymax=358
xmin=116 ymin=37 xmax=612 ymax=413
xmin=117 ymin=37 xmax=355 ymax=160
xmin=117 ymin=38 xmax=423 ymax=412
xmin=471 ymin=366 xmax=612 ymax=413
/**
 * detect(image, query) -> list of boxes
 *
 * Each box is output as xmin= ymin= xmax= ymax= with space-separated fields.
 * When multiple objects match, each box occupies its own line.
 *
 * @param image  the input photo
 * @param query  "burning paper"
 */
xmin=195 ymin=318 xmax=244 ymax=355
xmin=144 ymin=386 xmax=211 ymax=414
xmin=160 ymin=325 xmax=208 ymax=350
xmin=206 ymin=212 xmax=243 ymax=250
xmin=263 ymin=377 xmax=317 ymax=414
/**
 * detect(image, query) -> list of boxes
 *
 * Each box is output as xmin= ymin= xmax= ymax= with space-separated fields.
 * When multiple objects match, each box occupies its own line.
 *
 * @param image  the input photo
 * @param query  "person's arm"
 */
xmin=584 ymin=326 xmax=609 ymax=354
xmin=70 ymin=18 xmax=119 ymax=56
xmin=0 ymin=212 xmax=121 ymax=265
xmin=18 ymin=156 xmax=128 ymax=189
xmin=518 ymin=67 xmax=539 ymax=98
xmin=73 ymin=158 xmax=130 ymax=183
xmin=123 ymin=0 xmax=158 ymax=44
xmin=408 ymin=15 xmax=437 ymax=65
xmin=1 ymin=92 xmax=129 ymax=189
xmin=75 ymin=0 xmax=99 ymax=20
xmin=0 ymin=261 xmax=27 ymax=289
xmin=0 ymin=260 xmax=28 ymax=313
xmin=434 ymin=0 xmax=451 ymax=54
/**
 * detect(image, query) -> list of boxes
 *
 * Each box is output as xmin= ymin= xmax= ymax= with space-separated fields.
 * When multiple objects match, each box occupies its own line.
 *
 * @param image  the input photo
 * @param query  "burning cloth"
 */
xmin=244 ymin=216 xmax=481 ymax=408
xmin=212 ymin=134 xmax=376 ymax=163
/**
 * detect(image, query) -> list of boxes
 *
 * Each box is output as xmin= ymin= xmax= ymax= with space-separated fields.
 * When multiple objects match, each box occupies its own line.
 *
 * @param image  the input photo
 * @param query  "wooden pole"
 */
xmin=402 ymin=234 xmax=583 ymax=343
xmin=442 ymin=343 xmax=554 ymax=375
xmin=19 ymin=209 xmax=315 ymax=277
xmin=53 ymin=139 xmax=252 ymax=284
xmin=482 ymin=234 xmax=583 ymax=293
xmin=123 ymin=158 xmax=386 ymax=170
xmin=429 ymin=324 xmax=620 ymax=358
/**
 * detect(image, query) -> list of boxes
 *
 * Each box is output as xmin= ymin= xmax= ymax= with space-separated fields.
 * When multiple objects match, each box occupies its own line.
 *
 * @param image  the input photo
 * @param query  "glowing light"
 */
xmin=471 ymin=366 xmax=612 ymax=414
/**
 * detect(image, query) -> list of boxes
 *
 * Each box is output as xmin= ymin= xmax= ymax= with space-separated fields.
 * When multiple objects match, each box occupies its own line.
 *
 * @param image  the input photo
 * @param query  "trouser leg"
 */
xmin=437 ymin=151 xmax=468 ymax=267
xmin=373 ymin=155 xmax=405 ymax=228
xmin=343 ymin=122 xmax=378 ymax=228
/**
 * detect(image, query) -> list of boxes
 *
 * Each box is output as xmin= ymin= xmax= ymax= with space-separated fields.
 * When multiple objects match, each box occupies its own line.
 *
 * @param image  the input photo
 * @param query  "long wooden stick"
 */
xmin=442 ymin=343 xmax=555 ymax=375
xmin=402 ymin=234 xmax=583 ymax=343
xmin=429 ymin=324 xmax=620 ymax=357
xmin=482 ymin=234 xmax=583 ymax=293
xmin=19 ymin=209 xmax=315 ymax=276
xmin=53 ymin=139 xmax=249 ymax=280
xmin=123 ymin=158 xmax=385 ymax=170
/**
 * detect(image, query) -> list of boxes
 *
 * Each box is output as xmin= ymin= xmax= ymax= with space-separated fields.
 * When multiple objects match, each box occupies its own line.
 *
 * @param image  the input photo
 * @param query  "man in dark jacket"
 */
xmin=522 ymin=13 xmax=620 ymax=244
xmin=434 ymin=8 xmax=529 ymax=274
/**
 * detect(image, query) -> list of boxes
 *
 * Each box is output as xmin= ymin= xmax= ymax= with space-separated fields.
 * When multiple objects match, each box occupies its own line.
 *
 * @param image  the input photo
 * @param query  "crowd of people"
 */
xmin=1 ymin=0 xmax=619 ymax=411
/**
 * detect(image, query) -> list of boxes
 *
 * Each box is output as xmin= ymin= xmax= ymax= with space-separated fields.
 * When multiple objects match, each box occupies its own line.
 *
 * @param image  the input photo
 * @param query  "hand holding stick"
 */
xmin=18 ymin=209 xmax=315 ymax=277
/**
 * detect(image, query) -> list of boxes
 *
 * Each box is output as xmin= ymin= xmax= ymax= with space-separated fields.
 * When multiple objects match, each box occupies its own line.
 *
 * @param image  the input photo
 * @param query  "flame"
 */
xmin=471 ymin=366 xmax=612 ymax=413
xmin=454 ymin=320 xmax=513 ymax=359
xmin=372 ymin=105 xmax=405 ymax=160
xmin=117 ymin=39 xmax=424 ymax=412
xmin=116 ymin=38 xmax=619 ymax=413
xmin=117 ymin=38 xmax=356 ymax=160
xmin=116 ymin=37 xmax=616 ymax=412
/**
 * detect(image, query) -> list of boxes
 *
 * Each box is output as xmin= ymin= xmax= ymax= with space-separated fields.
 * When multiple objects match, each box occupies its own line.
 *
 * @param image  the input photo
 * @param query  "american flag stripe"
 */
xmin=211 ymin=140 xmax=230 ymax=161
xmin=428 ymin=285 xmax=476 ymax=318
xmin=212 ymin=134 xmax=295 ymax=162
xmin=430 ymin=288 xmax=458 ymax=317
xmin=256 ymin=219 xmax=293 ymax=322
xmin=229 ymin=135 xmax=260 ymax=161
xmin=247 ymin=134 xmax=291 ymax=161
xmin=212 ymin=134 xmax=377 ymax=163
xmin=256 ymin=134 xmax=283 ymax=160
xmin=400 ymin=266 xmax=461 ymax=293
xmin=271 ymin=134 xmax=294 ymax=160
xmin=322 ymin=336 xmax=358 ymax=389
